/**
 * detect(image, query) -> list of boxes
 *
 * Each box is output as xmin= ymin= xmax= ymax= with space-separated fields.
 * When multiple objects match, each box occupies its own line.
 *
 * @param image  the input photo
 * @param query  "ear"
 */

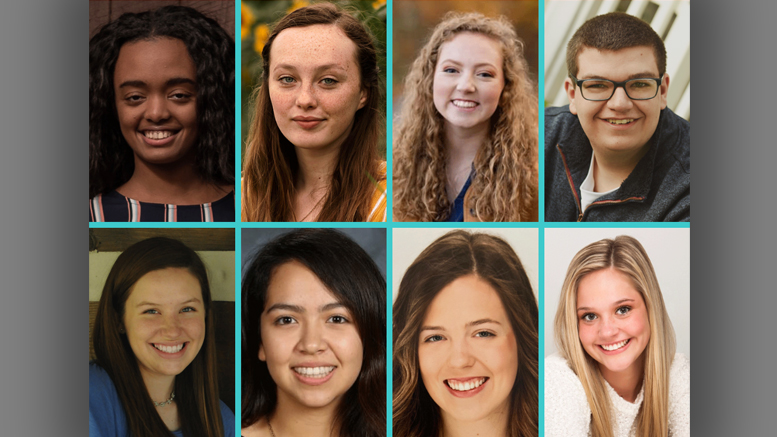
xmin=357 ymin=87 xmax=368 ymax=110
xmin=258 ymin=344 xmax=266 ymax=362
xmin=659 ymin=74 xmax=670 ymax=110
xmin=564 ymin=77 xmax=578 ymax=115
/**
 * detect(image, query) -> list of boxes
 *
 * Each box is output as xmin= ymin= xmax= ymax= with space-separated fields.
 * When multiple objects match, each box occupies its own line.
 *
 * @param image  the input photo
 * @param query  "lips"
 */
xmin=292 ymin=116 xmax=325 ymax=130
xmin=152 ymin=342 xmax=187 ymax=355
xmin=444 ymin=376 xmax=489 ymax=398
xmin=140 ymin=129 xmax=180 ymax=146
xmin=606 ymin=118 xmax=636 ymax=125
xmin=293 ymin=366 xmax=336 ymax=378
xmin=599 ymin=338 xmax=630 ymax=352
xmin=451 ymin=99 xmax=478 ymax=109
xmin=291 ymin=364 xmax=337 ymax=385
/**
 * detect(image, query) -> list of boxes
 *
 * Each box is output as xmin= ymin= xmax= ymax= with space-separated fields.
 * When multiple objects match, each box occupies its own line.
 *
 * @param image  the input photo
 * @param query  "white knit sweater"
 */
xmin=544 ymin=352 xmax=690 ymax=437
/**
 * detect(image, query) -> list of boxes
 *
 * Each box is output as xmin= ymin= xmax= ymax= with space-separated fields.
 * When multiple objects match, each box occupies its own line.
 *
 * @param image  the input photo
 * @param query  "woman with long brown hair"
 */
xmin=242 ymin=3 xmax=386 ymax=222
xmin=393 ymin=230 xmax=538 ymax=437
xmin=89 ymin=237 xmax=234 ymax=437
xmin=393 ymin=13 xmax=537 ymax=222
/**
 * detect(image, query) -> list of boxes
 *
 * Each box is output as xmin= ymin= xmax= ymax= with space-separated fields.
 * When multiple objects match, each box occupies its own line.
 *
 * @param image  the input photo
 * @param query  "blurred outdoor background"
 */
xmin=392 ymin=0 xmax=539 ymax=129
xmin=240 ymin=0 xmax=387 ymax=162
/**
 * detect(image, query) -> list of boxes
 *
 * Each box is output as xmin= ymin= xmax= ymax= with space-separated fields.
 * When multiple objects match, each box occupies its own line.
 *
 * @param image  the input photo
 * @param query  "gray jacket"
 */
xmin=545 ymin=106 xmax=690 ymax=222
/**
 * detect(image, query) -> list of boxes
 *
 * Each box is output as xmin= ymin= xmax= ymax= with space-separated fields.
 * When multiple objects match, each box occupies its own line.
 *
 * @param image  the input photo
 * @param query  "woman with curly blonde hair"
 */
xmin=393 ymin=12 xmax=537 ymax=222
xmin=546 ymin=236 xmax=689 ymax=437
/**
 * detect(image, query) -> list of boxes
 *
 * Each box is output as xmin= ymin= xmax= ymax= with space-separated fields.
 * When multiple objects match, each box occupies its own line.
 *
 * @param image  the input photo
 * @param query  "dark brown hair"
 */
xmin=92 ymin=237 xmax=224 ymax=437
xmin=242 ymin=229 xmax=386 ymax=436
xmin=566 ymin=12 xmax=667 ymax=81
xmin=242 ymin=2 xmax=384 ymax=222
xmin=393 ymin=230 xmax=538 ymax=437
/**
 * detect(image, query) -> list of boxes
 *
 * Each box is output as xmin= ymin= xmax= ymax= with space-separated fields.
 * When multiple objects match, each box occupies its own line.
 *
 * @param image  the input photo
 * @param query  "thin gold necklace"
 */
xmin=267 ymin=419 xmax=277 ymax=437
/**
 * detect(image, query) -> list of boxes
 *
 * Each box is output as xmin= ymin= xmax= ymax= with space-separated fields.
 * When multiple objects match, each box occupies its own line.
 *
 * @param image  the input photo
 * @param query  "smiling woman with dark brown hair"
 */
xmin=89 ymin=6 xmax=234 ymax=222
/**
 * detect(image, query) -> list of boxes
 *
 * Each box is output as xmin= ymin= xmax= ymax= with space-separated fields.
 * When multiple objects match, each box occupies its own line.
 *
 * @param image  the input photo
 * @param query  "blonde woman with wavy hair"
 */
xmin=546 ymin=236 xmax=689 ymax=437
xmin=393 ymin=12 xmax=537 ymax=222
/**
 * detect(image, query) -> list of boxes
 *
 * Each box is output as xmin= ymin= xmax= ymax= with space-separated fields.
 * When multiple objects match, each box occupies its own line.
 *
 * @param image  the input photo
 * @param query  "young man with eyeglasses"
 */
xmin=545 ymin=12 xmax=690 ymax=222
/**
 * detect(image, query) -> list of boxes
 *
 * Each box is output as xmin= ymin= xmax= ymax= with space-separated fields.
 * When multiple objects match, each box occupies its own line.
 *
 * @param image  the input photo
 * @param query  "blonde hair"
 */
xmin=554 ymin=236 xmax=676 ymax=437
xmin=393 ymin=12 xmax=538 ymax=222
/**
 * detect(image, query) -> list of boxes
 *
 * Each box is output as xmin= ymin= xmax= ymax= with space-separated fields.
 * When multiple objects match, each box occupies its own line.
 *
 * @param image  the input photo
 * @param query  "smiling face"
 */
xmin=417 ymin=274 xmax=518 ymax=425
xmin=565 ymin=46 xmax=669 ymax=156
xmin=576 ymin=267 xmax=651 ymax=382
xmin=122 ymin=267 xmax=205 ymax=382
xmin=268 ymin=24 xmax=367 ymax=153
xmin=113 ymin=38 xmax=199 ymax=168
xmin=433 ymin=32 xmax=505 ymax=133
xmin=259 ymin=260 xmax=363 ymax=410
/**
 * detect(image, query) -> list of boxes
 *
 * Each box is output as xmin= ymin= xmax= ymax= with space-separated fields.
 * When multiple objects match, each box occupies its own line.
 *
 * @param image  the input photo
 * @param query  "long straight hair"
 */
xmin=554 ymin=236 xmax=676 ymax=437
xmin=242 ymin=3 xmax=384 ymax=222
xmin=393 ymin=230 xmax=538 ymax=437
xmin=242 ymin=229 xmax=386 ymax=436
xmin=92 ymin=237 xmax=224 ymax=437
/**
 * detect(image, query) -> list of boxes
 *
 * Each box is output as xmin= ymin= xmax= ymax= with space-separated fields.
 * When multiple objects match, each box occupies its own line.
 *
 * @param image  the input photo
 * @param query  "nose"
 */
xmin=456 ymin=74 xmax=476 ymax=93
xmin=298 ymin=322 xmax=325 ymax=354
xmin=160 ymin=314 xmax=183 ymax=338
xmin=607 ymin=86 xmax=633 ymax=111
xmin=599 ymin=316 xmax=619 ymax=338
xmin=144 ymin=95 xmax=171 ymax=122
xmin=448 ymin=339 xmax=476 ymax=368
xmin=295 ymin=83 xmax=318 ymax=109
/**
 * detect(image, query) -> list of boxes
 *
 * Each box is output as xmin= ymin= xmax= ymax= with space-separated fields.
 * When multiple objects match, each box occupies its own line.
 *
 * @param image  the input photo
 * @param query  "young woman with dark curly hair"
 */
xmin=393 ymin=13 xmax=538 ymax=222
xmin=89 ymin=6 xmax=235 ymax=222
xmin=241 ymin=229 xmax=386 ymax=437
xmin=241 ymin=3 xmax=386 ymax=222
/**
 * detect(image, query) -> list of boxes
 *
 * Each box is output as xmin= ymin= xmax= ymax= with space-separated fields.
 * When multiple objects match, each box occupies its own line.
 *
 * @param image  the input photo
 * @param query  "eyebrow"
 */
xmin=265 ymin=301 xmax=346 ymax=314
xmin=271 ymin=63 xmax=347 ymax=73
xmin=438 ymin=59 xmax=498 ymax=69
xmin=419 ymin=318 xmax=501 ymax=332
xmin=118 ymin=77 xmax=196 ymax=89
xmin=135 ymin=297 xmax=202 ymax=307
xmin=577 ymin=298 xmax=636 ymax=312
xmin=577 ymin=72 xmax=659 ymax=81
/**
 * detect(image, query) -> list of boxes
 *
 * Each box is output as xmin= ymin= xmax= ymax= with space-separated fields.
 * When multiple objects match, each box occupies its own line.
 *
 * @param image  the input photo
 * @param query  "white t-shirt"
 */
xmin=580 ymin=152 xmax=618 ymax=212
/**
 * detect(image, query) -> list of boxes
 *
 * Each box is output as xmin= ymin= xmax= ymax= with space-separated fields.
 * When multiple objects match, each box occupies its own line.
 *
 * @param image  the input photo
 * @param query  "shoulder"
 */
xmin=367 ymin=161 xmax=387 ymax=222
xmin=89 ymin=363 xmax=127 ymax=437
xmin=657 ymin=108 xmax=690 ymax=167
xmin=544 ymin=105 xmax=584 ymax=152
xmin=219 ymin=400 xmax=236 ymax=437
xmin=544 ymin=354 xmax=591 ymax=437
xmin=241 ymin=417 xmax=270 ymax=437
xmin=668 ymin=353 xmax=691 ymax=437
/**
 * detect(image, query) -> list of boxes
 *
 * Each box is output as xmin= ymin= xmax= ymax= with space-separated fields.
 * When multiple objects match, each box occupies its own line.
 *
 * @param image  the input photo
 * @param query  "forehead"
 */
xmin=575 ymin=45 xmax=659 ymax=79
xmin=423 ymin=274 xmax=510 ymax=325
xmin=269 ymin=24 xmax=359 ymax=71
xmin=576 ymin=268 xmax=644 ymax=308
xmin=437 ymin=32 xmax=503 ymax=67
xmin=114 ymin=37 xmax=196 ymax=82
xmin=127 ymin=267 xmax=203 ymax=304
xmin=266 ymin=260 xmax=341 ymax=308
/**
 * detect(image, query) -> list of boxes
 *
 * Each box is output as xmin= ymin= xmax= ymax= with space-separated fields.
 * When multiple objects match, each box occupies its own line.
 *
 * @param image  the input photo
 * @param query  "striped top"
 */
xmin=89 ymin=190 xmax=235 ymax=222
xmin=366 ymin=161 xmax=387 ymax=222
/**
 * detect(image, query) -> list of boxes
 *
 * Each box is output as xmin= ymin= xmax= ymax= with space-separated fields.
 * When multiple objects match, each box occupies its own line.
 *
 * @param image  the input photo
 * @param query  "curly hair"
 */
xmin=555 ymin=236 xmax=676 ymax=437
xmin=242 ymin=2 xmax=385 ymax=222
xmin=242 ymin=229 xmax=386 ymax=436
xmin=89 ymin=5 xmax=235 ymax=199
xmin=393 ymin=230 xmax=538 ymax=437
xmin=393 ymin=12 xmax=537 ymax=222
xmin=92 ymin=237 xmax=225 ymax=437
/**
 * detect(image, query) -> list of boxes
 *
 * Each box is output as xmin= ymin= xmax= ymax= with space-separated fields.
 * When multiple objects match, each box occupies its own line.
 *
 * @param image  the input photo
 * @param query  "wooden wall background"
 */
xmin=88 ymin=228 xmax=235 ymax=411
xmin=89 ymin=0 xmax=235 ymax=40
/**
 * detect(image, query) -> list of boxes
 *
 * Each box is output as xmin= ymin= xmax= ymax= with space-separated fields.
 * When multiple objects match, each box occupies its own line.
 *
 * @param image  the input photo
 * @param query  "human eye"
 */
xmin=629 ymin=79 xmax=652 ymax=89
xmin=320 ymin=77 xmax=339 ymax=86
xmin=474 ymin=330 xmax=495 ymax=338
xmin=423 ymin=334 xmax=445 ymax=343
xmin=327 ymin=314 xmax=350 ymax=324
xmin=274 ymin=316 xmax=297 ymax=325
xmin=278 ymin=76 xmax=295 ymax=85
xmin=169 ymin=91 xmax=194 ymax=101
xmin=580 ymin=312 xmax=597 ymax=322
xmin=142 ymin=308 xmax=159 ymax=315
xmin=124 ymin=94 xmax=145 ymax=104
xmin=181 ymin=306 xmax=197 ymax=313
xmin=442 ymin=67 xmax=459 ymax=74
xmin=582 ymin=80 xmax=609 ymax=90
xmin=615 ymin=306 xmax=632 ymax=316
xmin=477 ymin=71 xmax=496 ymax=79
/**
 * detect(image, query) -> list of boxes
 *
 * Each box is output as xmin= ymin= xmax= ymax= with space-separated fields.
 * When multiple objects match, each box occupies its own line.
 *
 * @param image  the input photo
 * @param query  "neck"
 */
xmin=591 ymin=144 xmax=649 ymax=192
xmin=139 ymin=369 xmax=176 ymax=405
xmin=443 ymin=121 xmax=489 ymax=163
xmin=439 ymin=403 xmax=510 ymax=437
xmin=270 ymin=393 xmax=340 ymax=437
xmin=600 ymin=357 xmax=645 ymax=403
xmin=294 ymin=144 xmax=340 ymax=194
xmin=118 ymin=155 xmax=226 ymax=204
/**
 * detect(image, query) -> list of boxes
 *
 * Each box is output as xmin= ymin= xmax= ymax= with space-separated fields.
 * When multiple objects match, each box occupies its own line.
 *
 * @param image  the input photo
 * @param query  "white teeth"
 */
xmin=144 ymin=131 xmax=174 ymax=139
xmin=154 ymin=343 xmax=184 ymax=353
xmin=293 ymin=366 xmax=336 ymax=378
xmin=607 ymin=119 xmax=635 ymax=125
xmin=452 ymin=100 xmax=477 ymax=108
xmin=600 ymin=339 xmax=629 ymax=351
xmin=446 ymin=377 xmax=486 ymax=391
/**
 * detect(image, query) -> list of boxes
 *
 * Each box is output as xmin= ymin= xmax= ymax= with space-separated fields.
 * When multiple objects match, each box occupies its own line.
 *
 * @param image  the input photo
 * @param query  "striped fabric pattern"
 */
xmin=89 ymin=191 xmax=234 ymax=222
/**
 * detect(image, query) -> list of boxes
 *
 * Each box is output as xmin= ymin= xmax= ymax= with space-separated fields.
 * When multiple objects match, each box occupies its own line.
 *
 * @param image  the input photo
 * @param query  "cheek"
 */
xmin=577 ymin=324 xmax=596 ymax=348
